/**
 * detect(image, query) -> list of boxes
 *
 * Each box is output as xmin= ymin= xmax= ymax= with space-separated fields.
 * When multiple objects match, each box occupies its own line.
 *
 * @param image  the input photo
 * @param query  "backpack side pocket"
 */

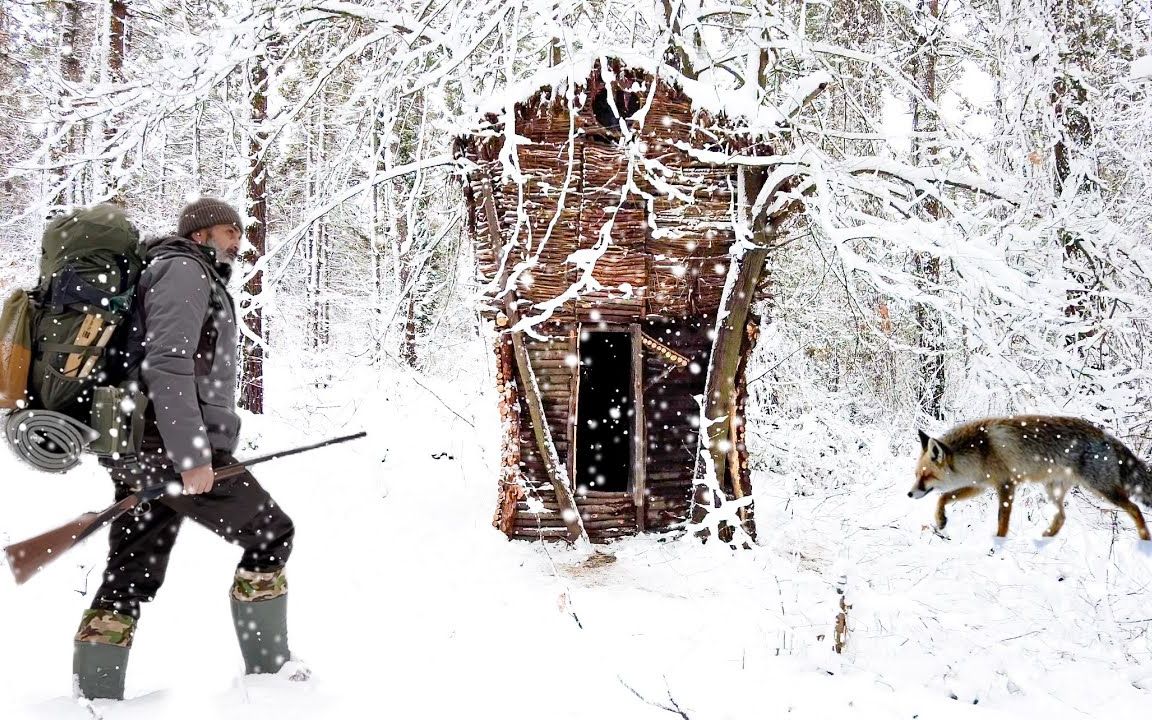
xmin=0 ymin=289 xmax=34 ymax=410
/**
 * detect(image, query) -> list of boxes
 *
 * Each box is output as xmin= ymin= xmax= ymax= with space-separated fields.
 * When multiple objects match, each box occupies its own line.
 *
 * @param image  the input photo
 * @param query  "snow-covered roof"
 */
xmin=461 ymin=50 xmax=822 ymax=139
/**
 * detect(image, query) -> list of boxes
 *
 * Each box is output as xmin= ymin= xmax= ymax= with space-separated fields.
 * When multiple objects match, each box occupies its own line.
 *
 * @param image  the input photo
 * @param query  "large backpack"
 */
xmin=1 ymin=204 xmax=148 ymax=466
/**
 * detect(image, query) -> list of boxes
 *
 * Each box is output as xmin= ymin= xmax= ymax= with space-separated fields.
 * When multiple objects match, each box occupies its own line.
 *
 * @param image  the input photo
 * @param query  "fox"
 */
xmin=909 ymin=415 xmax=1152 ymax=541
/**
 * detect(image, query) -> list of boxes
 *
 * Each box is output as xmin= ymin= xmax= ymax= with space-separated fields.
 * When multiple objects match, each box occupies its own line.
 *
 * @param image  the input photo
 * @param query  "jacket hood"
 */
xmin=144 ymin=235 xmax=232 ymax=283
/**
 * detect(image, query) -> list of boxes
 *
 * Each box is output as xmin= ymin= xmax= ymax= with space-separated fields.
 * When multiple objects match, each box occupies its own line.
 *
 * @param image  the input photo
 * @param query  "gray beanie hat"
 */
xmin=177 ymin=197 xmax=242 ymax=238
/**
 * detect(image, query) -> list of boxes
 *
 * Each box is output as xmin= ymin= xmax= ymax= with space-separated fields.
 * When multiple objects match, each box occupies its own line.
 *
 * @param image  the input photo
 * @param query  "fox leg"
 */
xmin=1099 ymin=489 xmax=1151 ymax=541
xmin=995 ymin=482 xmax=1016 ymax=537
xmin=935 ymin=486 xmax=984 ymax=529
xmin=1121 ymin=502 xmax=1152 ymax=542
xmin=1042 ymin=485 xmax=1067 ymax=537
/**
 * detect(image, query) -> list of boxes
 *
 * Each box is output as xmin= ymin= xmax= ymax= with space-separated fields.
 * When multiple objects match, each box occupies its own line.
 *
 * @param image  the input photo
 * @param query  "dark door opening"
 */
xmin=576 ymin=330 xmax=634 ymax=494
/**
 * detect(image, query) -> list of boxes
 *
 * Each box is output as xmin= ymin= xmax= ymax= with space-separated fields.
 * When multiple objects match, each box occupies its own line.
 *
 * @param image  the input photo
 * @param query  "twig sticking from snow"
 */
xmin=617 ymin=676 xmax=692 ymax=719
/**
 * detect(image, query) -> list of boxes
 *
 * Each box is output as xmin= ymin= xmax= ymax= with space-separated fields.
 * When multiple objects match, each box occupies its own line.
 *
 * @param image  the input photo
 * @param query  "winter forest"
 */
xmin=3 ymin=0 xmax=1152 ymax=718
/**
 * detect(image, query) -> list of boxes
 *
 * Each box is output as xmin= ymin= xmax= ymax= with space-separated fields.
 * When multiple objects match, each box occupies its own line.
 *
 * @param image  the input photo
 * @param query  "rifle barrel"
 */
xmin=213 ymin=431 xmax=367 ymax=480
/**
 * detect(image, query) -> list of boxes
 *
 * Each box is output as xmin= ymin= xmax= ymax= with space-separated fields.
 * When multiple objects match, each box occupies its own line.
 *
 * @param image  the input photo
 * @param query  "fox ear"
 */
xmin=918 ymin=429 xmax=931 ymax=451
xmin=927 ymin=437 xmax=952 ymax=465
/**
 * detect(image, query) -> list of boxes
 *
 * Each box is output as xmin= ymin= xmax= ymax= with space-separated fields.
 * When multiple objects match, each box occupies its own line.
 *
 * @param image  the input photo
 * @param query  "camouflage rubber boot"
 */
xmin=229 ymin=568 xmax=290 ymax=674
xmin=73 ymin=609 xmax=135 ymax=700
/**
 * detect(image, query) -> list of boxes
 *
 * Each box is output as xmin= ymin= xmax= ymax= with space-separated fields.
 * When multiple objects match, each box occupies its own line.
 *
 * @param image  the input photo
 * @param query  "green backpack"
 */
xmin=1 ymin=204 xmax=148 ymax=462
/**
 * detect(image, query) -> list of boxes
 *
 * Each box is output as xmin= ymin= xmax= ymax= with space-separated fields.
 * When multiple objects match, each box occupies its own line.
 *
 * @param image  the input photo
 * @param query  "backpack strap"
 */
xmin=38 ymin=342 xmax=102 ymax=355
xmin=40 ymin=326 xmax=117 ymax=379
xmin=47 ymin=265 xmax=135 ymax=319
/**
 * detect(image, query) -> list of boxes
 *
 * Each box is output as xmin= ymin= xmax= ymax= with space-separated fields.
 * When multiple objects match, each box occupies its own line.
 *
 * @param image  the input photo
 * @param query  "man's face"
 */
xmin=197 ymin=223 xmax=241 ymax=263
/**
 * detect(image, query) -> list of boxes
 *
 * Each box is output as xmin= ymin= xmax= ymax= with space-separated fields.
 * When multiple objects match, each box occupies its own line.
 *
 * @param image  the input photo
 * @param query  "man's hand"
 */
xmin=181 ymin=464 xmax=216 ymax=495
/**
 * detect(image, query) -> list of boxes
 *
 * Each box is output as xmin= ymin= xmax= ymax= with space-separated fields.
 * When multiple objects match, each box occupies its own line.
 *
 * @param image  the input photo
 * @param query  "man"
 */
xmin=72 ymin=198 xmax=296 ymax=700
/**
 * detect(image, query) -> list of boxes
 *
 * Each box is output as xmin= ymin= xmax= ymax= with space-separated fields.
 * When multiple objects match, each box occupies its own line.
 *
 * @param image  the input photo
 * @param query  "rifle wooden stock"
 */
xmin=5 ymin=492 xmax=150 ymax=585
xmin=3 ymin=431 xmax=366 ymax=585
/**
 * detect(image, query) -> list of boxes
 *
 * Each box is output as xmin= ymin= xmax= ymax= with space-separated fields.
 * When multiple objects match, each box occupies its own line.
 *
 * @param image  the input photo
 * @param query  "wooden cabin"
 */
xmin=455 ymin=57 xmax=767 ymax=542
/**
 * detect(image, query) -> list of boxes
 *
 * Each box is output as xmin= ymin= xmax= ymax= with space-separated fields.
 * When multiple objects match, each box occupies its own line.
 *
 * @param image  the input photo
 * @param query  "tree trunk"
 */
xmin=910 ymin=0 xmax=946 ymax=420
xmin=104 ymin=0 xmax=128 ymax=204
xmin=60 ymin=0 xmax=83 ymax=90
xmin=548 ymin=1 xmax=562 ymax=66
xmin=393 ymin=201 xmax=418 ymax=366
xmin=371 ymin=115 xmax=386 ymax=366
xmin=387 ymin=90 xmax=425 ymax=369
xmin=54 ymin=0 xmax=85 ymax=208
xmin=0 ymin=5 xmax=16 ymax=195
xmin=306 ymin=90 xmax=328 ymax=355
xmin=690 ymin=167 xmax=770 ymax=542
xmin=660 ymin=0 xmax=697 ymax=79
xmin=319 ymin=222 xmax=329 ymax=347
xmin=401 ymin=293 xmax=418 ymax=367
xmin=1049 ymin=0 xmax=1098 ymax=364
xmin=108 ymin=1 xmax=127 ymax=77
xmin=240 ymin=16 xmax=271 ymax=415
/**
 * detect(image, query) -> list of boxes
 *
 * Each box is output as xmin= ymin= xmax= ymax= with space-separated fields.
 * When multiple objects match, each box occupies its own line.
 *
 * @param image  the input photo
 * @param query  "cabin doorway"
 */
xmin=575 ymin=328 xmax=637 ymax=495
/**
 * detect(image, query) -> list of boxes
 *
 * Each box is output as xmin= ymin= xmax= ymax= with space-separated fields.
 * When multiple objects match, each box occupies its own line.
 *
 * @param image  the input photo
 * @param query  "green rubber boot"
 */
xmin=230 ymin=568 xmax=290 ymax=674
xmin=73 ymin=609 xmax=135 ymax=700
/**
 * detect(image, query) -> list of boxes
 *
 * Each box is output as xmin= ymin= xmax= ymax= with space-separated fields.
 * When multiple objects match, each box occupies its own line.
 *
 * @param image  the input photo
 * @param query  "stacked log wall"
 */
xmin=462 ymin=60 xmax=744 ymax=326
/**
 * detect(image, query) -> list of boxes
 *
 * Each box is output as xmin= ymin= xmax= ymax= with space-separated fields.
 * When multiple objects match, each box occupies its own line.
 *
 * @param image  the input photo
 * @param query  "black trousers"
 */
xmin=90 ymin=433 xmax=295 ymax=619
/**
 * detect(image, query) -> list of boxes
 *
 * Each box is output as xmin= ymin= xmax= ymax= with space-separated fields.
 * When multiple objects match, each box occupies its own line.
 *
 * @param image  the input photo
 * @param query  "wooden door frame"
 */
xmin=570 ymin=322 xmax=647 ymax=531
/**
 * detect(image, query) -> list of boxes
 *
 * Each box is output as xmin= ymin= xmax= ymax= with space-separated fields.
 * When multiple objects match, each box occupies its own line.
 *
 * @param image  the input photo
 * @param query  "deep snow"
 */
xmin=2 ymin=353 xmax=1151 ymax=719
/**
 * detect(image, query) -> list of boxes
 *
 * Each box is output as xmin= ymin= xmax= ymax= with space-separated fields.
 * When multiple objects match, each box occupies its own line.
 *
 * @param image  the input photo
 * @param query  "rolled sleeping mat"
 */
xmin=4 ymin=409 xmax=98 ymax=472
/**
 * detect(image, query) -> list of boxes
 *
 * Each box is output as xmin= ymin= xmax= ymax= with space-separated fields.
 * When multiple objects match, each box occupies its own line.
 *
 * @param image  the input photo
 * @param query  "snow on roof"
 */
xmin=460 ymin=49 xmax=826 ymax=139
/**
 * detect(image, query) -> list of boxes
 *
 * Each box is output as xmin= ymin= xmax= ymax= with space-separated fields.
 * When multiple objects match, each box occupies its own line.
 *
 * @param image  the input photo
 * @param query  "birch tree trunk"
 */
xmin=371 ymin=106 xmax=387 ymax=367
xmin=307 ymin=87 xmax=329 ymax=354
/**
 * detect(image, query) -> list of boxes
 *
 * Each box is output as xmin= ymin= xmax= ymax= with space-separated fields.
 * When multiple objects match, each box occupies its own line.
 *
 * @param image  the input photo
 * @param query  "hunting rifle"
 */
xmin=3 ymin=431 xmax=367 ymax=585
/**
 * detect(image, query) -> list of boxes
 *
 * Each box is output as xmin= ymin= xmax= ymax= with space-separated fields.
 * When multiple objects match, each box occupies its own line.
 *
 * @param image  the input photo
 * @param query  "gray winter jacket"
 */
xmin=129 ymin=236 xmax=241 ymax=470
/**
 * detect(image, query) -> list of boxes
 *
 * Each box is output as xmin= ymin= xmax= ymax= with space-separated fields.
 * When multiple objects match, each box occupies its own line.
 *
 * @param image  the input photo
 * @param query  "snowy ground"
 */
xmin=2 ymin=352 xmax=1152 ymax=719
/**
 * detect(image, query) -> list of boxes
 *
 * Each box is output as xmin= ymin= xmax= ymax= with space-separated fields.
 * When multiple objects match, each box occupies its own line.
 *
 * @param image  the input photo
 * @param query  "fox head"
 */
xmin=909 ymin=429 xmax=956 ymax=498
